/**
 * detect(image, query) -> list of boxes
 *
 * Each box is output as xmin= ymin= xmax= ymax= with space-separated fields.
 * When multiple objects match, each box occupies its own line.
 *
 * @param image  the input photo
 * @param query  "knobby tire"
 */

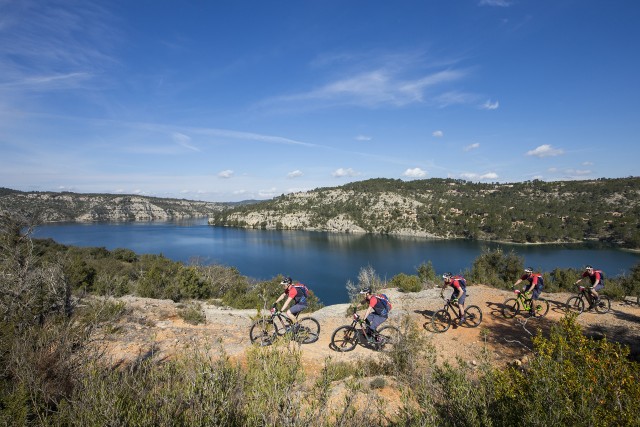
xmin=464 ymin=305 xmax=483 ymax=327
xmin=565 ymin=296 xmax=584 ymax=314
xmin=501 ymin=298 xmax=520 ymax=318
xmin=377 ymin=325 xmax=401 ymax=352
xmin=431 ymin=309 xmax=451 ymax=333
xmin=330 ymin=325 xmax=358 ymax=352
xmin=249 ymin=318 xmax=276 ymax=346
xmin=295 ymin=317 xmax=321 ymax=344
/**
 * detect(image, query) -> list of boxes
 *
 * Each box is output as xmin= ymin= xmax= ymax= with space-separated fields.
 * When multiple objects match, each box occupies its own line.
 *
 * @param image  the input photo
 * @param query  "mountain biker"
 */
xmin=359 ymin=288 xmax=391 ymax=343
xmin=574 ymin=265 xmax=605 ymax=309
xmin=513 ymin=267 xmax=544 ymax=317
xmin=440 ymin=272 xmax=466 ymax=324
xmin=273 ymin=277 xmax=309 ymax=326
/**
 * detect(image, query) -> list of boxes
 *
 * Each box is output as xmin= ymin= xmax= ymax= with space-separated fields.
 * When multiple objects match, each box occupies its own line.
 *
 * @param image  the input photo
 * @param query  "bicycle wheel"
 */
xmin=501 ymin=298 xmax=520 ymax=318
xmin=431 ymin=309 xmax=452 ymax=333
xmin=249 ymin=318 xmax=276 ymax=346
xmin=330 ymin=325 xmax=358 ymax=352
xmin=595 ymin=295 xmax=611 ymax=314
xmin=533 ymin=299 xmax=550 ymax=318
xmin=295 ymin=317 xmax=321 ymax=344
xmin=464 ymin=306 xmax=483 ymax=327
xmin=565 ymin=296 xmax=584 ymax=314
xmin=376 ymin=325 xmax=401 ymax=352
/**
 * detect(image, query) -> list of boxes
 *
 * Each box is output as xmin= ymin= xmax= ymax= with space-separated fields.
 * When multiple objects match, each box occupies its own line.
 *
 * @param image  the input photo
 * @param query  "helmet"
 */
xmin=524 ymin=267 xmax=533 ymax=274
xmin=280 ymin=277 xmax=293 ymax=285
xmin=359 ymin=287 xmax=372 ymax=294
xmin=442 ymin=272 xmax=452 ymax=280
xmin=585 ymin=265 xmax=593 ymax=271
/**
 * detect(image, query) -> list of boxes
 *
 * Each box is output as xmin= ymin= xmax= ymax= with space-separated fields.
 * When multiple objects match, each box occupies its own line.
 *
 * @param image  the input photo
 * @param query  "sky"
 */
xmin=1 ymin=0 xmax=639 ymax=202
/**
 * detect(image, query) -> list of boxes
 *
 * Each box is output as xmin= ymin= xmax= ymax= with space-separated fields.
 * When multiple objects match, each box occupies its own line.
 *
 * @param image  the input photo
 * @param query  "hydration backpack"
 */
xmin=452 ymin=276 xmax=467 ymax=290
xmin=376 ymin=293 xmax=392 ymax=316
xmin=293 ymin=284 xmax=309 ymax=303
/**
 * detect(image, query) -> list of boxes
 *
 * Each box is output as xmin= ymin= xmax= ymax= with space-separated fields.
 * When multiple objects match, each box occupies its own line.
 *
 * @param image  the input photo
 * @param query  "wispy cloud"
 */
xmin=479 ymin=0 xmax=511 ymax=6
xmin=218 ymin=170 xmax=234 ymax=179
xmin=433 ymin=130 xmax=444 ymax=138
xmin=464 ymin=143 xmax=480 ymax=151
xmin=403 ymin=168 xmax=427 ymax=178
xmin=526 ymin=144 xmax=564 ymax=158
xmin=481 ymin=99 xmax=499 ymax=110
xmin=332 ymin=168 xmax=360 ymax=178
xmin=355 ymin=135 xmax=372 ymax=141
xmin=172 ymin=132 xmax=200 ymax=152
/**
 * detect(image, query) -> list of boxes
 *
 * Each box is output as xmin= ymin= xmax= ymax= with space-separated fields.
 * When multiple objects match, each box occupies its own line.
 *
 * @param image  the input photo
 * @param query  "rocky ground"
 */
xmin=99 ymin=285 xmax=640 ymax=372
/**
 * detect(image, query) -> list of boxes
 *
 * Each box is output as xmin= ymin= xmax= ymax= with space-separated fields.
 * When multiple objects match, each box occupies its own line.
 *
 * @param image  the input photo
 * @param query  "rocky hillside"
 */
xmin=0 ymin=188 xmax=231 ymax=222
xmin=209 ymin=177 xmax=640 ymax=248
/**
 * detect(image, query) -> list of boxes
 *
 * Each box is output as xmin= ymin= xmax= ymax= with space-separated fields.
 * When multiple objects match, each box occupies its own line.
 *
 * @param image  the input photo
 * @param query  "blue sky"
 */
xmin=1 ymin=0 xmax=639 ymax=202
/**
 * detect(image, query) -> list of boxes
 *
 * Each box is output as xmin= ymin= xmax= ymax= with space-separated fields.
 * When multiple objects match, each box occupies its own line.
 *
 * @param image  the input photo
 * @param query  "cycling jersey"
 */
xmin=286 ymin=284 xmax=308 ymax=304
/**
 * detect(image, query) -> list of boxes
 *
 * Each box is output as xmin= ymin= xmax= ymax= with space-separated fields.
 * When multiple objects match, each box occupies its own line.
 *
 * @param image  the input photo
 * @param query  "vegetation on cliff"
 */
xmin=210 ymin=177 xmax=640 ymax=248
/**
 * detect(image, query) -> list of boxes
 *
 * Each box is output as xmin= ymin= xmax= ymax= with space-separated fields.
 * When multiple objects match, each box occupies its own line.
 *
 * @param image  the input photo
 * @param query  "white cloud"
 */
xmin=565 ymin=169 xmax=592 ymax=176
xmin=460 ymin=172 xmax=499 ymax=181
xmin=355 ymin=135 xmax=372 ymax=141
xmin=482 ymin=99 xmax=499 ymax=110
xmin=287 ymin=170 xmax=303 ymax=179
xmin=432 ymin=130 xmax=444 ymax=138
xmin=526 ymin=144 xmax=564 ymax=158
xmin=218 ymin=170 xmax=234 ymax=179
xmin=582 ymin=161 xmax=594 ymax=166
xmin=464 ymin=143 xmax=480 ymax=151
xmin=332 ymin=168 xmax=360 ymax=178
xmin=403 ymin=168 xmax=427 ymax=178
xmin=258 ymin=188 xmax=278 ymax=198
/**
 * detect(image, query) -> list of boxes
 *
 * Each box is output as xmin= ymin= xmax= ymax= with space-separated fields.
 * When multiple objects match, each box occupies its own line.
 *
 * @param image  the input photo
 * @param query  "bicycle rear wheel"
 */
xmin=595 ymin=295 xmax=611 ymax=314
xmin=330 ymin=325 xmax=358 ymax=352
xmin=431 ymin=309 xmax=451 ymax=333
xmin=249 ymin=318 xmax=276 ymax=346
xmin=295 ymin=317 xmax=321 ymax=344
xmin=501 ymin=298 xmax=520 ymax=318
xmin=534 ymin=299 xmax=550 ymax=318
xmin=376 ymin=325 xmax=401 ymax=352
xmin=464 ymin=306 xmax=483 ymax=327
xmin=565 ymin=296 xmax=584 ymax=314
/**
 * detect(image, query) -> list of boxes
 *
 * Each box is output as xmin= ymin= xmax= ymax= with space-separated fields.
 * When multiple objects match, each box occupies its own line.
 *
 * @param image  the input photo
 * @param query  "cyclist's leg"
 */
xmin=457 ymin=291 xmax=467 ymax=322
xmin=287 ymin=303 xmax=306 ymax=330
xmin=530 ymin=287 xmax=541 ymax=315
xmin=366 ymin=313 xmax=384 ymax=342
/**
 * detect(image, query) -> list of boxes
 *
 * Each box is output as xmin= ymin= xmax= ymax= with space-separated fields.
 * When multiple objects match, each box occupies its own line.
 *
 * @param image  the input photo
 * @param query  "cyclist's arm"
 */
xmin=274 ymin=292 xmax=286 ymax=306
xmin=281 ymin=296 xmax=294 ymax=312
xmin=513 ymin=278 xmax=523 ymax=287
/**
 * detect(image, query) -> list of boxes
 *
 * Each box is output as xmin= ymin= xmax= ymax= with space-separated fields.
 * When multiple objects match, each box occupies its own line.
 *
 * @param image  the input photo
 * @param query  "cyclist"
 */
xmin=359 ymin=288 xmax=391 ymax=343
xmin=574 ymin=265 xmax=605 ymax=309
xmin=440 ymin=272 xmax=467 ymax=324
xmin=273 ymin=277 xmax=309 ymax=327
xmin=513 ymin=267 xmax=544 ymax=317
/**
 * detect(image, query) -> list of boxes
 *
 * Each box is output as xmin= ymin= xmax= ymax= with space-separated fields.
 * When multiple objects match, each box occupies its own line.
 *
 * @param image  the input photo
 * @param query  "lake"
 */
xmin=32 ymin=219 xmax=640 ymax=305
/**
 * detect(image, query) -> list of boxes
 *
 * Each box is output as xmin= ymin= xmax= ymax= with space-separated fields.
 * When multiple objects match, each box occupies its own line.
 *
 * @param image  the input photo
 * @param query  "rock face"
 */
xmin=0 ymin=190 xmax=228 ymax=222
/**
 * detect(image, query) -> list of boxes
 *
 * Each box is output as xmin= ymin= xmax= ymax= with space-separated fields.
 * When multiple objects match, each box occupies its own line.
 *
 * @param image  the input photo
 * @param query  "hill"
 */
xmin=208 ymin=177 xmax=640 ymax=248
xmin=0 ymin=188 xmax=234 ymax=222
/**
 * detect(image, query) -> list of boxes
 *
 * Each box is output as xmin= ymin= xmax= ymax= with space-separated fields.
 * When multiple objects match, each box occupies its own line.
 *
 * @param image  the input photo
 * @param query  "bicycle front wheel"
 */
xmin=464 ymin=306 xmax=483 ymax=327
xmin=595 ymin=295 xmax=611 ymax=314
xmin=330 ymin=325 xmax=358 ymax=352
xmin=249 ymin=318 xmax=276 ymax=346
xmin=431 ymin=309 xmax=451 ymax=333
xmin=534 ymin=299 xmax=550 ymax=318
xmin=376 ymin=325 xmax=401 ymax=352
xmin=501 ymin=298 xmax=520 ymax=318
xmin=295 ymin=317 xmax=321 ymax=344
xmin=565 ymin=296 xmax=584 ymax=314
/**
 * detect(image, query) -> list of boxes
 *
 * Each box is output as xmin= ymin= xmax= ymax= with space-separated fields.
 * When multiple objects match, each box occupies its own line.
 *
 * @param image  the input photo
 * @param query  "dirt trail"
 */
xmin=102 ymin=285 xmax=640 ymax=369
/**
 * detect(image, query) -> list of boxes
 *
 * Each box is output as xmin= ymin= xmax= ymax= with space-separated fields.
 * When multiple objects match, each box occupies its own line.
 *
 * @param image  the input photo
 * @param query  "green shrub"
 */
xmin=390 ymin=273 xmax=422 ymax=293
xmin=178 ymin=302 xmax=206 ymax=325
xmin=469 ymin=247 xmax=523 ymax=288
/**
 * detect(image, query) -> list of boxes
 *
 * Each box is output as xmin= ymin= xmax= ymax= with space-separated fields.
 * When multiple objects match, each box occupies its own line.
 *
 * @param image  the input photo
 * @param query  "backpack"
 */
xmin=452 ymin=276 xmax=467 ymax=290
xmin=595 ymin=270 xmax=605 ymax=284
xmin=292 ymin=284 xmax=309 ymax=303
xmin=376 ymin=293 xmax=392 ymax=314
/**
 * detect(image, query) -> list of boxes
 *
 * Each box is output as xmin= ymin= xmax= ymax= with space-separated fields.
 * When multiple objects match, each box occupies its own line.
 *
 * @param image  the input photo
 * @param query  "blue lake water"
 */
xmin=32 ymin=219 xmax=640 ymax=305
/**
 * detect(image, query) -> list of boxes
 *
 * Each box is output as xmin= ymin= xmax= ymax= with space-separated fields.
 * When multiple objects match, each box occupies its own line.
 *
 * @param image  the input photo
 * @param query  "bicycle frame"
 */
xmin=442 ymin=298 xmax=463 ymax=320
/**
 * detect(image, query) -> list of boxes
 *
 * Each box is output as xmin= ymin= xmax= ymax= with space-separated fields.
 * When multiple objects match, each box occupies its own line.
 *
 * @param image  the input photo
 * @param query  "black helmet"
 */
xmin=524 ymin=267 xmax=533 ymax=274
xmin=442 ymin=272 xmax=452 ymax=280
xmin=359 ymin=287 xmax=372 ymax=294
xmin=280 ymin=277 xmax=293 ymax=285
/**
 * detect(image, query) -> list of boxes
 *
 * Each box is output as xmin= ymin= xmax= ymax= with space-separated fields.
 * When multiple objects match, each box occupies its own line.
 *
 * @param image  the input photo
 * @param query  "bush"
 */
xmin=390 ymin=273 xmax=422 ymax=293
xmin=469 ymin=247 xmax=523 ymax=288
xmin=177 ymin=302 xmax=206 ymax=325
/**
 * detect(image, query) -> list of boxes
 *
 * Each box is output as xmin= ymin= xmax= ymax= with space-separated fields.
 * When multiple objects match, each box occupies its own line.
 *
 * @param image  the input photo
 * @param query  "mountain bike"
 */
xmin=501 ymin=288 xmax=550 ymax=318
xmin=431 ymin=295 xmax=483 ymax=332
xmin=330 ymin=313 xmax=401 ymax=352
xmin=565 ymin=286 xmax=611 ymax=314
xmin=249 ymin=308 xmax=320 ymax=346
